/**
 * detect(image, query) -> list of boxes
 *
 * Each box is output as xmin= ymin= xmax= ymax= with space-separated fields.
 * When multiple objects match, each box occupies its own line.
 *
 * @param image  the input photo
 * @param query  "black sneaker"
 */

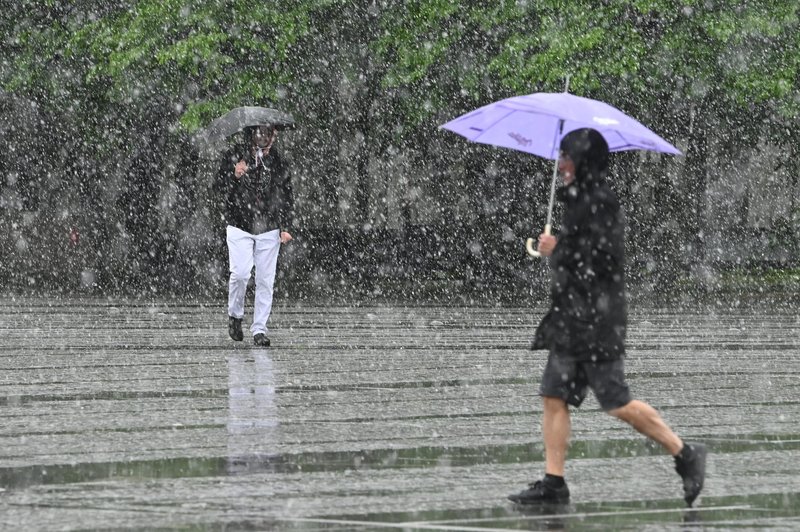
xmin=253 ymin=333 xmax=270 ymax=347
xmin=675 ymin=443 xmax=707 ymax=507
xmin=228 ymin=317 xmax=243 ymax=342
xmin=508 ymin=479 xmax=570 ymax=504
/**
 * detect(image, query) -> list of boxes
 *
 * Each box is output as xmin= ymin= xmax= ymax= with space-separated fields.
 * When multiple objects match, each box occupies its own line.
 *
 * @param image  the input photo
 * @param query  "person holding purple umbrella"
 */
xmin=508 ymin=128 xmax=707 ymax=507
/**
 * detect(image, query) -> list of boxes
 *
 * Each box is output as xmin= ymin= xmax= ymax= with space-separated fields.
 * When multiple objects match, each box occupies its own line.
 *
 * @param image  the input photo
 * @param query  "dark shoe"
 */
xmin=675 ymin=443 xmax=707 ymax=507
xmin=228 ymin=317 xmax=243 ymax=342
xmin=508 ymin=479 xmax=570 ymax=504
xmin=253 ymin=333 xmax=270 ymax=347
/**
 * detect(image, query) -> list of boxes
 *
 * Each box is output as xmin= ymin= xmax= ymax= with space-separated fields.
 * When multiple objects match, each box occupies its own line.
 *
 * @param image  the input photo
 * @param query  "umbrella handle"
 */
xmin=525 ymin=224 xmax=552 ymax=258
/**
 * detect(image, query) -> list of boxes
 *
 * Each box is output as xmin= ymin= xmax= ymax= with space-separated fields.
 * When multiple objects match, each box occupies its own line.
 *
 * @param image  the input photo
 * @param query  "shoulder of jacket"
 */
xmin=591 ymin=184 xmax=620 ymax=209
xmin=271 ymin=148 xmax=288 ymax=166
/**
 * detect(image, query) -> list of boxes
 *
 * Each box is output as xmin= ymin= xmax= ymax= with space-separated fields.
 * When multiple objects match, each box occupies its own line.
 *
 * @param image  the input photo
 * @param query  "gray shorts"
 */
xmin=539 ymin=355 xmax=632 ymax=410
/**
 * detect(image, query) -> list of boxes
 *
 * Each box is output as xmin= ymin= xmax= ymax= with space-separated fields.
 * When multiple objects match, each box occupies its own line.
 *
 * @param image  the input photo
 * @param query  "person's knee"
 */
xmin=254 ymin=274 xmax=276 ymax=289
xmin=608 ymin=399 xmax=636 ymax=419
xmin=543 ymin=396 xmax=568 ymax=412
xmin=230 ymin=267 xmax=251 ymax=283
xmin=609 ymin=399 xmax=658 ymax=424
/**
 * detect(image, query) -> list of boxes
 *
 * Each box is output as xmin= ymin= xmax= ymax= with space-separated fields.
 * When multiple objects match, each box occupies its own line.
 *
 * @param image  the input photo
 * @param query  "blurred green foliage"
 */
xmin=2 ymin=1 xmax=796 ymax=134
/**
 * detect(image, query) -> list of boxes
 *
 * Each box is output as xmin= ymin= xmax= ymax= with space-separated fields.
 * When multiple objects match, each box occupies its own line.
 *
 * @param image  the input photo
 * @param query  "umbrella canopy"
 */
xmin=440 ymin=92 xmax=680 ymax=159
xmin=440 ymin=91 xmax=681 ymax=257
xmin=194 ymin=106 xmax=295 ymax=154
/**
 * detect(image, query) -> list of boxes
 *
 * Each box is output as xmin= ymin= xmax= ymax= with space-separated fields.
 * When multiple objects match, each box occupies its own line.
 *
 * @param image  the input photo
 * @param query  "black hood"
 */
xmin=559 ymin=128 xmax=609 ymax=187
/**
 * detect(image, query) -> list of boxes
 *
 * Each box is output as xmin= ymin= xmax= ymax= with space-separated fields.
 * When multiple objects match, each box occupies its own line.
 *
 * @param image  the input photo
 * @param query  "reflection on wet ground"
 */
xmin=1 ymin=297 xmax=799 ymax=530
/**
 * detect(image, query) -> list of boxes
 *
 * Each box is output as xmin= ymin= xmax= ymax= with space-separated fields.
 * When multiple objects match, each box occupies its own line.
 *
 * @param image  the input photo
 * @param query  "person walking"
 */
xmin=509 ymin=128 xmax=706 ymax=507
xmin=213 ymin=124 xmax=294 ymax=347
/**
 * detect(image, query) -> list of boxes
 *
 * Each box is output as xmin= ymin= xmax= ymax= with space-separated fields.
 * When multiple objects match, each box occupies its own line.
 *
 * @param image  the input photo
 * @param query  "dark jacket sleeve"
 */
xmin=550 ymin=199 xmax=596 ymax=324
xmin=531 ymin=310 xmax=552 ymax=350
xmin=586 ymin=189 xmax=627 ymax=344
xmin=210 ymin=149 xmax=242 ymax=230
xmin=587 ymin=190 xmax=625 ymax=279
xmin=213 ymin=149 xmax=236 ymax=196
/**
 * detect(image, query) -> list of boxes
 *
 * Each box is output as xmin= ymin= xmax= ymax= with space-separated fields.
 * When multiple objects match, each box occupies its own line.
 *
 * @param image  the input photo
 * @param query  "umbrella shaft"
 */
xmin=545 ymin=117 xmax=564 ymax=228
xmin=545 ymin=156 xmax=559 ymax=226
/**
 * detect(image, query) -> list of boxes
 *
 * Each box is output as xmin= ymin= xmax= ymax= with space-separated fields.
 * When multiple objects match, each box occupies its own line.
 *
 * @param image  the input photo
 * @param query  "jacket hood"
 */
xmin=559 ymin=128 xmax=609 ymax=187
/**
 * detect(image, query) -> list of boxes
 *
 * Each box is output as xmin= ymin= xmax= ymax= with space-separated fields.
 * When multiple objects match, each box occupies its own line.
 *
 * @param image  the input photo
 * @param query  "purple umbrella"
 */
xmin=440 ymin=91 xmax=681 ymax=256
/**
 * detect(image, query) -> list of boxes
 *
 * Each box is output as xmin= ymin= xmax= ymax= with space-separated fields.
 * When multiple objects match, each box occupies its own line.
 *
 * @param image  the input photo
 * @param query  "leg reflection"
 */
xmin=226 ymin=353 xmax=280 ymax=475
xmin=683 ymin=508 xmax=703 ymax=528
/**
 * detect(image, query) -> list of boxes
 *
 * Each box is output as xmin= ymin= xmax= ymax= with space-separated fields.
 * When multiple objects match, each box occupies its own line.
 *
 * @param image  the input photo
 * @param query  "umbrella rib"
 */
xmin=544 ymin=119 xmax=563 ymax=225
xmin=503 ymin=100 xmax=577 ymax=122
xmin=468 ymin=104 xmax=571 ymax=146
xmin=468 ymin=107 xmax=518 ymax=143
xmin=612 ymin=128 xmax=673 ymax=153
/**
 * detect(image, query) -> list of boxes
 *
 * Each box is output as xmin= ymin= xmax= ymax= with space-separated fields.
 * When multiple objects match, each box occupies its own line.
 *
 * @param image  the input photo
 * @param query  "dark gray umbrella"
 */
xmin=194 ymin=106 xmax=295 ymax=154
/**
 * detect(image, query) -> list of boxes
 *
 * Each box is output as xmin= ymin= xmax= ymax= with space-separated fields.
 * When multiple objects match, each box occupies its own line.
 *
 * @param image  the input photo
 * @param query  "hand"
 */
xmin=234 ymin=160 xmax=248 ymax=178
xmin=537 ymin=233 xmax=557 ymax=257
xmin=280 ymin=231 xmax=293 ymax=244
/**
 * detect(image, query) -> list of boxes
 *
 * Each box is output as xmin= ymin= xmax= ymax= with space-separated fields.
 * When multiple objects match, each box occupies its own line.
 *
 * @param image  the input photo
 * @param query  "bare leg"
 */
xmin=609 ymin=399 xmax=683 ymax=455
xmin=543 ymin=396 xmax=571 ymax=476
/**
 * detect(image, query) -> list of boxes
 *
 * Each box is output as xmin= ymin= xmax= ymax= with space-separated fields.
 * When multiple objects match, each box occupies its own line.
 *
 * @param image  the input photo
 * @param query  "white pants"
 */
xmin=226 ymin=226 xmax=280 ymax=336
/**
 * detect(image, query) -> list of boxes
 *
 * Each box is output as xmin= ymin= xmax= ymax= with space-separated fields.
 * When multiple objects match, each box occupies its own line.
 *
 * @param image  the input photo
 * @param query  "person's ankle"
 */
xmin=674 ymin=443 xmax=691 ymax=460
xmin=544 ymin=473 xmax=566 ymax=487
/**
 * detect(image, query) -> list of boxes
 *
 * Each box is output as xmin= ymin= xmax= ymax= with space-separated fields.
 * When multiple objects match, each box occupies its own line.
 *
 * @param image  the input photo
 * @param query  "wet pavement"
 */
xmin=1 ymin=296 xmax=799 ymax=530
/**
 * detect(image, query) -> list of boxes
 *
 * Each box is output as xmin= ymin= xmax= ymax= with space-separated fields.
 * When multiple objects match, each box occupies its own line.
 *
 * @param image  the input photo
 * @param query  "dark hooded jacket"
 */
xmin=213 ymin=139 xmax=293 ymax=235
xmin=532 ymin=128 xmax=627 ymax=361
